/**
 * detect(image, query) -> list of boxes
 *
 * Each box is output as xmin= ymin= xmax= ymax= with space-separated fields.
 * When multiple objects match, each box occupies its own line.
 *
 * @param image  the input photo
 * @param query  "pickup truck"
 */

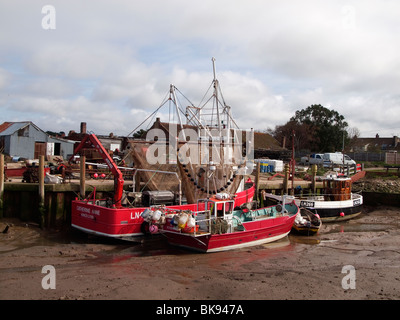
xmin=300 ymin=153 xmax=324 ymax=165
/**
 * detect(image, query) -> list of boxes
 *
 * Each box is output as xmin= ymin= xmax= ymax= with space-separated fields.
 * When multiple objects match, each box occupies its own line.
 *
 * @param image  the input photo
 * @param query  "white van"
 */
xmin=323 ymin=153 xmax=356 ymax=166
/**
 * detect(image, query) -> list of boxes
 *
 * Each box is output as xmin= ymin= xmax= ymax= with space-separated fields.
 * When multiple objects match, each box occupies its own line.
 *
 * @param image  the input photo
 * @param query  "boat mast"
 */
xmin=170 ymin=84 xmax=186 ymax=142
xmin=212 ymin=57 xmax=222 ymax=142
xmin=291 ymin=130 xmax=295 ymax=195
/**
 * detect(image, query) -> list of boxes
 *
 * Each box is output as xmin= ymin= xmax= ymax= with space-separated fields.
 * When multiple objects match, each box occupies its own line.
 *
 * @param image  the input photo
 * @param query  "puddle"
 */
xmin=340 ymin=223 xmax=390 ymax=233
xmin=99 ymin=237 xmax=187 ymax=258
xmin=324 ymin=223 xmax=392 ymax=234
xmin=288 ymin=219 xmax=396 ymax=246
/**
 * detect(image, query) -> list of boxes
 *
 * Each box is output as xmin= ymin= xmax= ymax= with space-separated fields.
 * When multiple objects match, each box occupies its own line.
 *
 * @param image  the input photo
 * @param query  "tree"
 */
xmin=272 ymin=104 xmax=350 ymax=152
xmin=346 ymin=127 xmax=360 ymax=151
xmin=272 ymin=120 xmax=314 ymax=151
xmin=132 ymin=129 xmax=148 ymax=139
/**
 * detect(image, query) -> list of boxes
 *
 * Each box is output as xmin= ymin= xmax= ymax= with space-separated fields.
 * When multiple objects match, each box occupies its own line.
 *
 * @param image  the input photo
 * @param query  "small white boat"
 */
xmin=264 ymin=176 xmax=363 ymax=222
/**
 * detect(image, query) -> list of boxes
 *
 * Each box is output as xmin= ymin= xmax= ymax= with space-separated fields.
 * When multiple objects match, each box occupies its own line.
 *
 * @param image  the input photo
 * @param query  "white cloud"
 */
xmin=0 ymin=0 xmax=399 ymax=138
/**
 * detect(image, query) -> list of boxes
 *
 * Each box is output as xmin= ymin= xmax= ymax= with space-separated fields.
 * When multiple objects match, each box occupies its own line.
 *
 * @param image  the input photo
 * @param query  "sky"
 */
xmin=1 ymin=0 xmax=399 ymax=138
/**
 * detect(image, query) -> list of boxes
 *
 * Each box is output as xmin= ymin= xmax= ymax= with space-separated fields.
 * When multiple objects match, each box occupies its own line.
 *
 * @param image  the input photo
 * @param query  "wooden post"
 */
xmin=283 ymin=163 xmax=289 ymax=195
xmin=39 ymin=155 xmax=45 ymax=228
xmin=255 ymin=162 xmax=261 ymax=201
xmin=80 ymin=155 xmax=86 ymax=199
xmin=311 ymin=164 xmax=317 ymax=195
xmin=135 ymin=170 xmax=141 ymax=193
xmin=0 ymin=154 xmax=4 ymax=218
xmin=260 ymin=190 xmax=264 ymax=207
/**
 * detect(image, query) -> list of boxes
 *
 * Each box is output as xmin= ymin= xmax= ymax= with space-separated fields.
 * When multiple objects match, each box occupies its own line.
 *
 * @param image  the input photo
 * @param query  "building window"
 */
xmin=18 ymin=126 xmax=29 ymax=137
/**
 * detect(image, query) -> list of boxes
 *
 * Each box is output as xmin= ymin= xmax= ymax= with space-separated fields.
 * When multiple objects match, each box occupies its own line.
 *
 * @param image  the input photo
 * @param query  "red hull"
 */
xmin=71 ymin=184 xmax=255 ymax=238
xmin=163 ymin=213 xmax=297 ymax=253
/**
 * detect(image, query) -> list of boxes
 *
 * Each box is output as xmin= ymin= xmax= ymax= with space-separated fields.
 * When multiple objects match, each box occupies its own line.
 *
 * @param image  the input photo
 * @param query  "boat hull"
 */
xmin=162 ymin=214 xmax=297 ymax=253
xmin=71 ymin=183 xmax=255 ymax=238
xmin=291 ymin=223 xmax=321 ymax=235
xmin=265 ymin=193 xmax=363 ymax=222
xmin=305 ymin=205 xmax=362 ymax=222
xmin=291 ymin=208 xmax=322 ymax=235
xmin=291 ymin=225 xmax=320 ymax=235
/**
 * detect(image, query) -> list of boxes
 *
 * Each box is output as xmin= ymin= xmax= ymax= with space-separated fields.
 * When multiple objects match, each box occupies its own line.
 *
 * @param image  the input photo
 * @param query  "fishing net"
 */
xmin=125 ymin=140 xmax=244 ymax=204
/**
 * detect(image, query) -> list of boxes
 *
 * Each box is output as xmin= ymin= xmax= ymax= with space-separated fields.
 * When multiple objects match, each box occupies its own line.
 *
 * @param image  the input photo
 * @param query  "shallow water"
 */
xmin=1 ymin=206 xmax=399 ymax=259
xmin=326 ymin=223 xmax=391 ymax=233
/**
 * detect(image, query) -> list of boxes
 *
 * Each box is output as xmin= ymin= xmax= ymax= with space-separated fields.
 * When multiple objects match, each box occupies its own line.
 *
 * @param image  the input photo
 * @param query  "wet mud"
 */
xmin=1 ymin=206 xmax=400 ymax=300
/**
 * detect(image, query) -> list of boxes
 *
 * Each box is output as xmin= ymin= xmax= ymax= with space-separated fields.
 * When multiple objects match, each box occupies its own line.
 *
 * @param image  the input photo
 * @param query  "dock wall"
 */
xmin=1 ymin=182 xmax=115 ymax=228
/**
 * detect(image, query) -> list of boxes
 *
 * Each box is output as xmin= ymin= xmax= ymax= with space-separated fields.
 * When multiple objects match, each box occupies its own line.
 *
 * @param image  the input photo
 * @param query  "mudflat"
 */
xmin=1 ymin=206 xmax=400 ymax=300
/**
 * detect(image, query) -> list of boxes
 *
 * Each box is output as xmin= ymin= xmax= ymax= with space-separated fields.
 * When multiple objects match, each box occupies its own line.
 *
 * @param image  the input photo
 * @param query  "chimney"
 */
xmin=394 ymin=136 xmax=399 ymax=148
xmin=80 ymin=122 xmax=87 ymax=134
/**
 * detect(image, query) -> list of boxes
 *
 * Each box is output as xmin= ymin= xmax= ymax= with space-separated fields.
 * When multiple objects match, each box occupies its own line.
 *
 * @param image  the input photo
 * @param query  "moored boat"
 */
xmin=71 ymin=178 xmax=255 ymax=239
xmin=264 ymin=176 xmax=363 ymax=222
xmin=71 ymin=58 xmax=256 ymax=239
xmin=145 ymin=196 xmax=299 ymax=253
xmin=291 ymin=208 xmax=322 ymax=235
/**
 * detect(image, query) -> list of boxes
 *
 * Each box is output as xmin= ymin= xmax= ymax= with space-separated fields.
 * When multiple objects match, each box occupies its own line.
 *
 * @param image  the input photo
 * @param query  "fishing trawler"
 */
xmin=143 ymin=195 xmax=298 ymax=253
xmin=70 ymin=58 xmax=256 ymax=239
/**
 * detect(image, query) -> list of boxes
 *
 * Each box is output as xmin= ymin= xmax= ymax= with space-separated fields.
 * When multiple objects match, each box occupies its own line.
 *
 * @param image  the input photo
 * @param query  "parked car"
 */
xmin=323 ymin=153 xmax=356 ymax=166
xmin=300 ymin=153 xmax=324 ymax=165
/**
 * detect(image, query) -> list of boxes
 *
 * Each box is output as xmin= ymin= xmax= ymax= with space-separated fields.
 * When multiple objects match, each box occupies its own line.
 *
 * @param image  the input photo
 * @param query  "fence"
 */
xmin=385 ymin=152 xmax=400 ymax=165
xmin=347 ymin=152 xmax=385 ymax=162
xmin=297 ymin=152 xmax=395 ymax=163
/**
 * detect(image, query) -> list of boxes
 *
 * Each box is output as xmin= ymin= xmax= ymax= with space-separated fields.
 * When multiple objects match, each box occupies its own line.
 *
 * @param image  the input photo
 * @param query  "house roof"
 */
xmin=253 ymin=131 xmax=283 ymax=150
xmin=351 ymin=136 xmax=400 ymax=151
xmin=0 ymin=121 xmax=75 ymax=143
xmin=0 ymin=121 xmax=35 ymax=136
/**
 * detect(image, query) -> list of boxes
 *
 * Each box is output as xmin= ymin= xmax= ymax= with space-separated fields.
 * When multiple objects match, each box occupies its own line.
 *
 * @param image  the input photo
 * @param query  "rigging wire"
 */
xmin=125 ymin=88 xmax=170 ymax=137
xmin=174 ymin=86 xmax=197 ymax=109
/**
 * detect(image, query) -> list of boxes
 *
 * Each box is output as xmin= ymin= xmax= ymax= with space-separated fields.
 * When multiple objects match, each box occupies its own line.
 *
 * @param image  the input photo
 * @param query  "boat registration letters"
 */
xmin=300 ymin=201 xmax=315 ymax=208
xmin=130 ymin=211 xmax=141 ymax=219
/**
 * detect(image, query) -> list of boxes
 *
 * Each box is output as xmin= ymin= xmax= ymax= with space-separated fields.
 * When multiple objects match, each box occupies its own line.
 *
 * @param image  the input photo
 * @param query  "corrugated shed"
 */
xmin=0 ymin=121 xmax=76 ymax=159
xmin=0 ymin=122 xmax=15 ymax=135
xmin=0 ymin=122 xmax=13 ymax=133
xmin=0 ymin=121 xmax=30 ymax=136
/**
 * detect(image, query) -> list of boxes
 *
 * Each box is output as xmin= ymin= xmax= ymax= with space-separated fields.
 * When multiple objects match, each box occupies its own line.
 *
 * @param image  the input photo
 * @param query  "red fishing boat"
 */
xmin=71 ymin=183 xmax=255 ymax=239
xmin=70 ymin=134 xmax=255 ymax=239
xmin=71 ymin=58 xmax=256 ymax=239
xmin=145 ymin=196 xmax=298 ymax=253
